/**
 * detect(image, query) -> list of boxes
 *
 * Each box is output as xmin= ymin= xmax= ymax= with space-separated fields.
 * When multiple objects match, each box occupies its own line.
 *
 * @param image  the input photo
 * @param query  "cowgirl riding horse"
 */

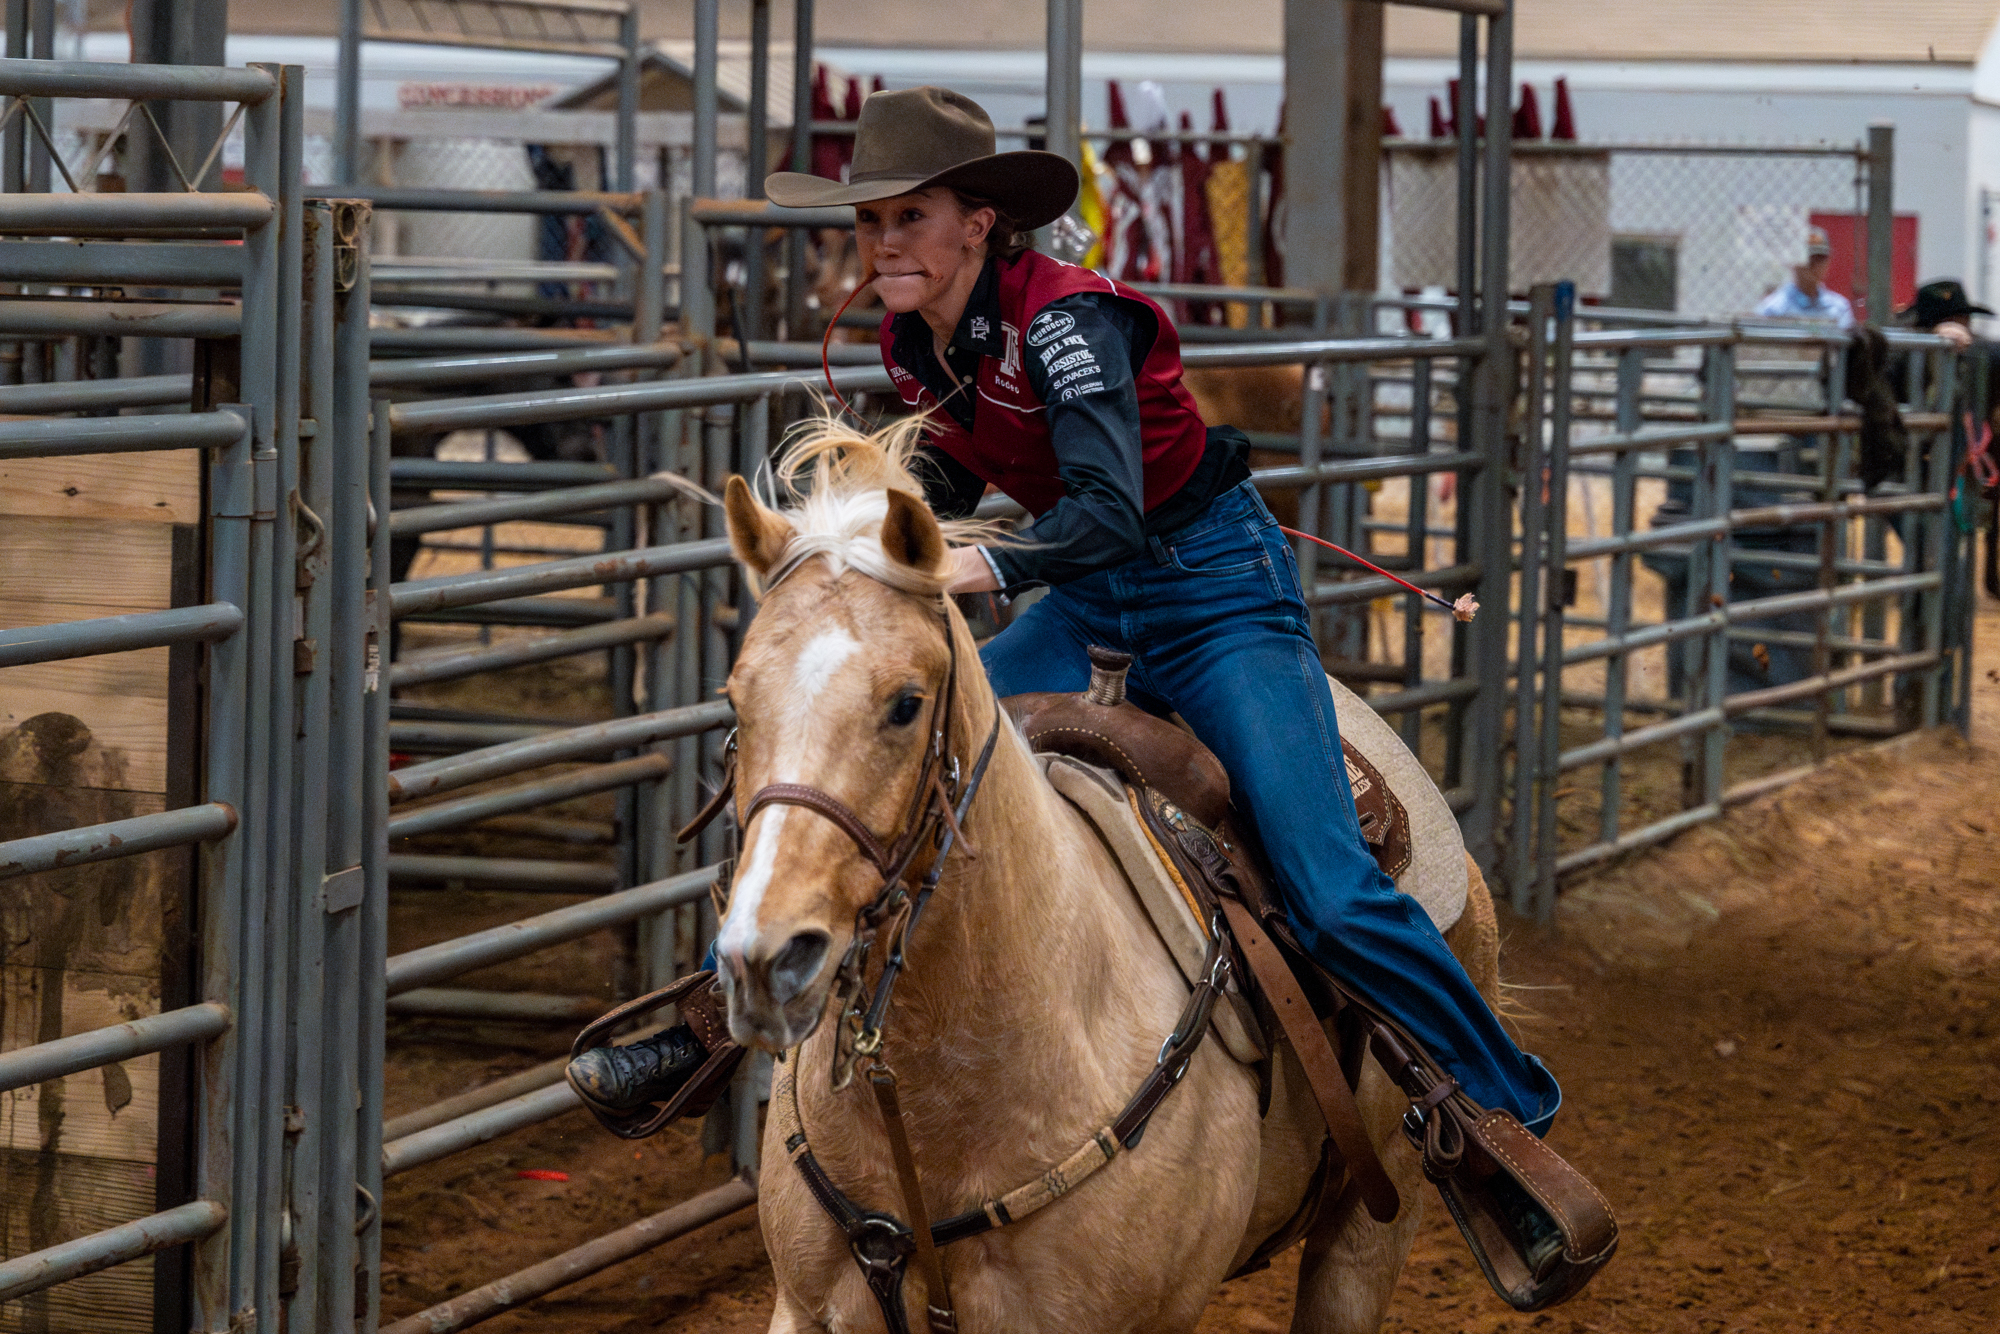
xmin=570 ymin=85 xmax=1575 ymax=1288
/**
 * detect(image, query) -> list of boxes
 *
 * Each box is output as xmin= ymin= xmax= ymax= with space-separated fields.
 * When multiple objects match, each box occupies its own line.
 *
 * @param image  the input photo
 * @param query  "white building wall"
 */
xmin=830 ymin=47 xmax=1994 ymax=311
xmin=46 ymin=33 xmax=2000 ymax=308
xmin=1966 ymin=105 xmax=2000 ymax=320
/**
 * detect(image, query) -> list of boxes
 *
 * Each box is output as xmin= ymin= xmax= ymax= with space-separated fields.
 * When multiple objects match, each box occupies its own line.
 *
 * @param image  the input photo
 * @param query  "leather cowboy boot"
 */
xmin=566 ymin=971 xmax=746 ymax=1139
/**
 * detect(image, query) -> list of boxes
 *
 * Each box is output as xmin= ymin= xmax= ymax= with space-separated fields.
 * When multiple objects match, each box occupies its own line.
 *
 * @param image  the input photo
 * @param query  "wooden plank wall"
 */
xmin=0 ymin=446 xmax=200 ymax=1334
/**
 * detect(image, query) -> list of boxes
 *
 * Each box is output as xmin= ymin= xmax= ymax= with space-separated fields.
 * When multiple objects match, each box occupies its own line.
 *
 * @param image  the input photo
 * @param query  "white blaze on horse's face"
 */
xmin=789 ymin=627 xmax=861 ymax=700
xmin=711 ymin=628 xmax=858 ymax=980
xmin=714 ymin=473 xmax=952 ymax=1052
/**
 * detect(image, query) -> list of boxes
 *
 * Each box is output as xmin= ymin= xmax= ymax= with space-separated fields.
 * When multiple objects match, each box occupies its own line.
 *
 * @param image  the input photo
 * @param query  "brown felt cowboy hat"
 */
xmin=765 ymin=86 xmax=1079 ymax=232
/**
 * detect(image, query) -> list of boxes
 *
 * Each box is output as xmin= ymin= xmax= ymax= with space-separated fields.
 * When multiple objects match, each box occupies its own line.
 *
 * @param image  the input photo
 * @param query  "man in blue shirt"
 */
xmin=1756 ymin=226 xmax=1855 ymax=328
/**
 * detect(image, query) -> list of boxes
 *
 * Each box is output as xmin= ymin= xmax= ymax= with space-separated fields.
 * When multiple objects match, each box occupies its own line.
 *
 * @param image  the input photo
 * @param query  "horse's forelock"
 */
xmin=748 ymin=410 xmax=1001 ymax=601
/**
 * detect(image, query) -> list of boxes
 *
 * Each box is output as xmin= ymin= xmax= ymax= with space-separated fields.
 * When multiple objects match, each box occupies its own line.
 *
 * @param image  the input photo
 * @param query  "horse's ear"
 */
xmin=724 ymin=475 xmax=792 ymax=576
xmin=879 ymin=488 xmax=946 ymax=575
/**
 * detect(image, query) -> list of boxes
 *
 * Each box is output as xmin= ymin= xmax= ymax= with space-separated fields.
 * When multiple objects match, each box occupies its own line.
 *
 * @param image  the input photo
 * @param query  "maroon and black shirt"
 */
xmin=880 ymin=250 xmax=1248 ymax=589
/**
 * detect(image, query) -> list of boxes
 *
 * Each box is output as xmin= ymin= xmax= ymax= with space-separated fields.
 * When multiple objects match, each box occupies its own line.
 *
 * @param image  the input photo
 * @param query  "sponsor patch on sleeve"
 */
xmin=1027 ymin=310 xmax=1076 ymax=347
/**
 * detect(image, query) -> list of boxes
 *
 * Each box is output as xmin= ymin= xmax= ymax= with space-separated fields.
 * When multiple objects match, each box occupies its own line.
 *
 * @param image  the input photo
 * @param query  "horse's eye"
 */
xmin=887 ymin=692 xmax=924 ymax=727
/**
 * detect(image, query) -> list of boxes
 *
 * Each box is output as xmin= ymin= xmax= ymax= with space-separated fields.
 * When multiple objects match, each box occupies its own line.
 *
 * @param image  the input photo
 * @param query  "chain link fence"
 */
xmin=1387 ymin=141 xmax=1868 ymax=320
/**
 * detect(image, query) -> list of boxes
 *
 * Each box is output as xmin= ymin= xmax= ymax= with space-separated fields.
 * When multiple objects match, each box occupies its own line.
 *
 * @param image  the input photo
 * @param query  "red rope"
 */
xmin=1278 ymin=525 xmax=1476 ymax=621
xmin=815 ymin=277 xmax=1474 ymax=623
xmin=821 ymin=267 xmax=877 ymax=423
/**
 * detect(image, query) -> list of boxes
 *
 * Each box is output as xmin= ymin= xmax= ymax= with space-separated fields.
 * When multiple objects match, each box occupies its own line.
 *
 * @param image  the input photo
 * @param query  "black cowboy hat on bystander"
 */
xmin=1898 ymin=278 xmax=1993 ymax=329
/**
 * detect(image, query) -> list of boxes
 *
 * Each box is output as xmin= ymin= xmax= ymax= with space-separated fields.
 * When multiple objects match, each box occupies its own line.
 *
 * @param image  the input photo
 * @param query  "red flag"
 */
xmin=1551 ymin=76 xmax=1577 ymax=141
xmin=1513 ymin=83 xmax=1542 ymax=140
xmin=1177 ymin=109 xmax=1221 ymax=323
xmin=809 ymin=65 xmax=843 ymax=179
xmin=1098 ymin=81 xmax=1146 ymax=282
xmin=1382 ymin=105 xmax=1402 ymax=139
xmin=1429 ymin=95 xmax=1449 ymax=139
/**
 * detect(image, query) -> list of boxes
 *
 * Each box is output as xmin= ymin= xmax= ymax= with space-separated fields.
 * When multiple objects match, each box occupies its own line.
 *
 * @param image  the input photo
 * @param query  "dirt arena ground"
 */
xmin=378 ymin=589 xmax=2000 ymax=1333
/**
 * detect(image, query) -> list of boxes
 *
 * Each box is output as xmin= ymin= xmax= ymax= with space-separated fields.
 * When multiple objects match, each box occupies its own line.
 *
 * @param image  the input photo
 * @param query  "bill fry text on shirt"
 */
xmin=1038 ymin=334 xmax=1090 ymax=368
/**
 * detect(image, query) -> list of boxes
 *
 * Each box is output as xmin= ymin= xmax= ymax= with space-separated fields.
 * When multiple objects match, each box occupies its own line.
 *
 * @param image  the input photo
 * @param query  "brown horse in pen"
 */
xmin=710 ymin=418 xmax=1502 ymax=1333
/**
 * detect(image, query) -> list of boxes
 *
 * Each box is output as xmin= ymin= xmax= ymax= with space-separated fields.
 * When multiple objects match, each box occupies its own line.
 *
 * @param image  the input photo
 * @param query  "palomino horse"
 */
xmin=713 ymin=418 xmax=1502 ymax=1333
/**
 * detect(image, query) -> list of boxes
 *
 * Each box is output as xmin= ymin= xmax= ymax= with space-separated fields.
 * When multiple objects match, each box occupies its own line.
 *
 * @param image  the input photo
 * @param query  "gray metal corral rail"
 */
xmin=0 ymin=55 xmax=378 ymax=1334
xmin=1505 ymin=288 xmax=1971 ymax=918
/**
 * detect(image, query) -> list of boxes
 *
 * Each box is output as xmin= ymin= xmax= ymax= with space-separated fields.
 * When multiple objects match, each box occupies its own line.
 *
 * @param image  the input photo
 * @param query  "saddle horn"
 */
xmin=1085 ymin=646 xmax=1133 ymax=708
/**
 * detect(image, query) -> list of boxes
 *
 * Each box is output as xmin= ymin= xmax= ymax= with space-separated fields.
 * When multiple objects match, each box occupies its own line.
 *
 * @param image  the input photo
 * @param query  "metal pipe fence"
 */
xmin=0 ymin=55 xmax=344 ymax=1334
xmin=2 ymin=21 xmax=1976 ymax=1334
xmin=1504 ymin=285 xmax=1972 ymax=918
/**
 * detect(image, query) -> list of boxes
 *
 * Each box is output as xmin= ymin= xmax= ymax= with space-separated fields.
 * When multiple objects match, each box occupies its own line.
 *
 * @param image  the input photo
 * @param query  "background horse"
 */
xmin=712 ymin=418 xmax=1502 ymax=1333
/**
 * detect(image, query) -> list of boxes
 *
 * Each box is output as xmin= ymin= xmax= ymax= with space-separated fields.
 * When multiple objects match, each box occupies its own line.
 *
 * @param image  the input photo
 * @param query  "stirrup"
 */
xmin=567 ymin=971 xmax=746 ymax=1141
xmin=1415 ymin=1103 xmax=1618 ymax=1311
xmin=1368 ymin=1014 xmax=1618 ymax=1311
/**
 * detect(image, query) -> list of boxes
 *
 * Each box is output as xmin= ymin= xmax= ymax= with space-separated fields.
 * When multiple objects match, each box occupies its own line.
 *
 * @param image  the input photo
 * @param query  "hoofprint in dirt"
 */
xmin=377 ymin=598 xmax=2000 ymax=1332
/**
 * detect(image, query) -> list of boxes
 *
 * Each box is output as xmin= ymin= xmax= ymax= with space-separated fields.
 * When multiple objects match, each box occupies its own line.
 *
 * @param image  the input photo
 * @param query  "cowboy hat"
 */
xmin=765 ymin=86 xmax=1079 ymax=232
xmin=1898 ymin=278 xmax=1993 ymax=329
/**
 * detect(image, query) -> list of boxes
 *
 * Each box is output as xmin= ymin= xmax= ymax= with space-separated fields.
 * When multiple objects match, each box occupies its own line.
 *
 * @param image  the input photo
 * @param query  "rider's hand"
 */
xmin=1935 ymin=320 xmax=1975 ymax=349
xmin=944 ymin=545 xmax=1001 ymax=594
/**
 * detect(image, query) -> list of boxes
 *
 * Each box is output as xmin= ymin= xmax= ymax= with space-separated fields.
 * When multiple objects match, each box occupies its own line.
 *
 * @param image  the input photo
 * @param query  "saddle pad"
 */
xmin=1040 ymin=754 xmax=1266 ymax=1065
xmin=1324 ymin=673 xmax=1468 ymax=933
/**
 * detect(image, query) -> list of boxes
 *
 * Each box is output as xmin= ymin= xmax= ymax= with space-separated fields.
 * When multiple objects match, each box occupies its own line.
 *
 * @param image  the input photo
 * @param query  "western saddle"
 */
xmin=1005 ymin=646 xmax=1618 ymax=1313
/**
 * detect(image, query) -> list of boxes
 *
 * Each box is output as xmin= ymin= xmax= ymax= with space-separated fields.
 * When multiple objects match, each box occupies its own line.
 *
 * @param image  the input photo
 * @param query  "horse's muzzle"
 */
xmin=719 ymin=927 xmax=833 ymax=1051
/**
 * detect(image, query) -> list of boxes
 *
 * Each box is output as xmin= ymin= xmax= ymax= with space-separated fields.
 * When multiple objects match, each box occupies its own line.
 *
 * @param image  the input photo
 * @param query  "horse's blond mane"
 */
xmin=750 ymin=411 xmax=1006 ymax=598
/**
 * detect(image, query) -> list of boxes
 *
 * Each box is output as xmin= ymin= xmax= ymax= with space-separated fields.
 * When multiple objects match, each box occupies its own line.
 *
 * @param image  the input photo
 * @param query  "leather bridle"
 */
xmin=676 ymin=599 xmax=1001 ymax=1334
xmin=679 ymin=604 xmax=996 ymax=995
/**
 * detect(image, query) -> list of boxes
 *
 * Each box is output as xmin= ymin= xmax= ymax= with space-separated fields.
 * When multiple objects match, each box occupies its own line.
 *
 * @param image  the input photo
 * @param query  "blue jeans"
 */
xmin=984 ymin=481 xmax=1561 ymax=1134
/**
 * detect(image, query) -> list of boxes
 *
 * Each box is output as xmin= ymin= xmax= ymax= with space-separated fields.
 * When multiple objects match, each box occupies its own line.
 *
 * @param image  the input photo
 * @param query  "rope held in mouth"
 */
xmin=819 ymin=272 xmax=1476 ymax=625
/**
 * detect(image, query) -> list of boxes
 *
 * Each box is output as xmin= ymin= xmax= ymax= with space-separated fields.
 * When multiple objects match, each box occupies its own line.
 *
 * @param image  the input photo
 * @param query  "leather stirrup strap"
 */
xmin=1217 ymin=897 xmax=1400 ymax=1223
xmin=869 ymin=1064 xmax=957 ymax=1334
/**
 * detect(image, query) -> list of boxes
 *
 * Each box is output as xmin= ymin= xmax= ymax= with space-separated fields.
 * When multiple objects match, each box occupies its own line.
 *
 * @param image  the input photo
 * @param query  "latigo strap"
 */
xmin=1215 ymin=896 xmax=1401 ymax=1223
